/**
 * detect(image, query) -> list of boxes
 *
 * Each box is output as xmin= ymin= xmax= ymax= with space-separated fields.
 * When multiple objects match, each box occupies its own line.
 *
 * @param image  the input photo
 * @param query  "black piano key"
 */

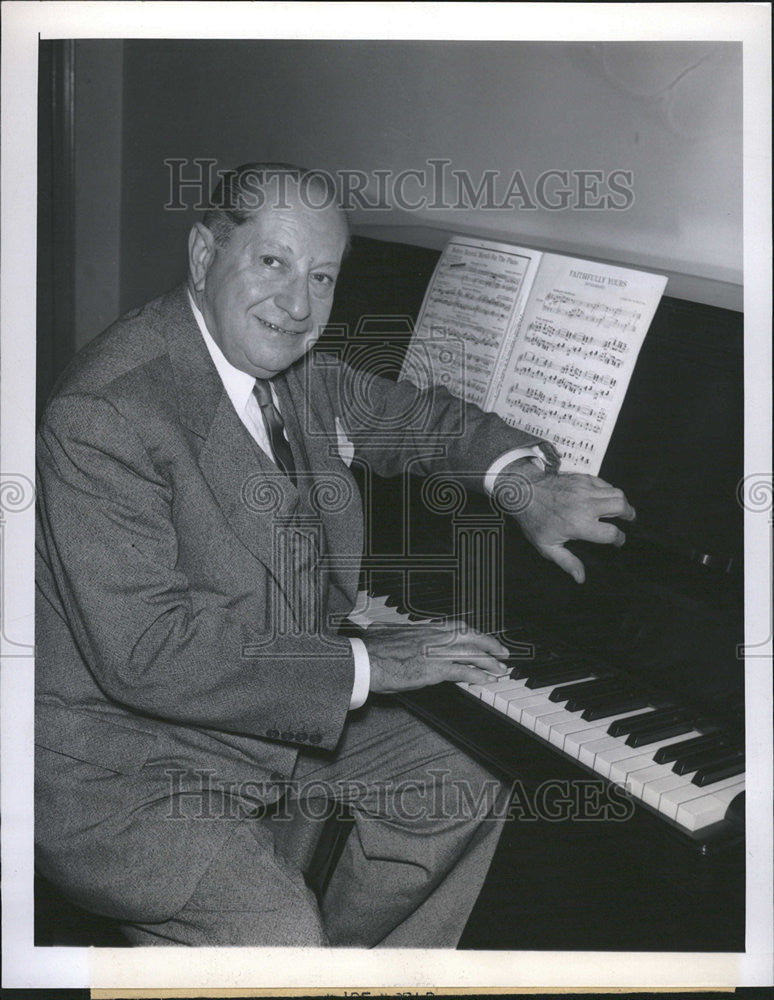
xmin=653 ymin=732 xmax=726 ymax=764
xmin=691 ymin=755 xmax=745 ymax=787
xmin=607 ymin=709 xmax=658 ymax=737
xmin=566 ymin=688 xmax=632 ymax=715
xmin=672 ymin=746 xmax=742 ymax=776
xmin=626 ymin=719 xmax=695 ymax=747
xmin=613 ymin=707 xmax=689 ymax=735
xmin=524 ymin=665 xmax=600 ymax=690
xmin=551 ymin=677 xmax=621 ymax=705
xmin=607 ymin=707 xmax=689 ymax=738
xmin=508 ymin=654 xmax=567 ymax=680
xmin=564 ymin=681 xmax=627 ymax=712
xmin=581 ymin=694 xmax=650 ymax=721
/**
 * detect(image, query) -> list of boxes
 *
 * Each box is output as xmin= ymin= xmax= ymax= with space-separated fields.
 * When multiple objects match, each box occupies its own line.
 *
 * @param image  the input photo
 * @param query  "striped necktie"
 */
xmin=252 ymin=379 xmax=297 ymax=485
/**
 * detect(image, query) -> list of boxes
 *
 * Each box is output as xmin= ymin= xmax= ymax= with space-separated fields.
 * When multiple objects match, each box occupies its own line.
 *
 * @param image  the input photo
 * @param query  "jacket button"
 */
xmin=269 ymin=771 xmax=286 ymax=783
xmin=309 ymin=732 xmax=322 ymax=745
xmin=281 ymin=730 xmax=295 ymax=742
xmin=266 ymin=728 xmax=279 ymax=739
xmin=295 ymin=731 xmax=308 ymax=743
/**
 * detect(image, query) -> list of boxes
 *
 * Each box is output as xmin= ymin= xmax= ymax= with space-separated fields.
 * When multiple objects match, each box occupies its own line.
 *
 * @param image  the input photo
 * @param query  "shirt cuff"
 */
xmin=348 ymin=636 xmax=371 ymax=710
xmin=484 ymin=446 xmax=547 ymax=495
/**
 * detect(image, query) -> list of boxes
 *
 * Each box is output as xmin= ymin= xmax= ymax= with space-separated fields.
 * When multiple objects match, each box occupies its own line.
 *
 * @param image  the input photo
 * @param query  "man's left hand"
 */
xmin=496 ymin=459 xmax=636 ymax=583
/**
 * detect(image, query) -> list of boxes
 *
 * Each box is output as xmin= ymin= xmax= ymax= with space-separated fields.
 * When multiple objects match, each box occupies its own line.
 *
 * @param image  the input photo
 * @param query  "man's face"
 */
xmin=192 ymin=191 xmax=348 ymax=379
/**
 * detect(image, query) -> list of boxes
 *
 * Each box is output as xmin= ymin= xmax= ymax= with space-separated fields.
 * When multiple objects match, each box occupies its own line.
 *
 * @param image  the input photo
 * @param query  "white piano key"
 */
xmin=492 ymin=682 xmax=531 ymax=713
xmin=476 ymin=676 xmax=526 ymax=705
xmin=674 ymin=779 xmax=745 ymax=832
xmin=364 ymin=595 xmax=390 ymax=617
xmin=659 ymin=772 xmax=746 ymax=822
xmin=546 ymin=716 xmax=609 ymax=750
xmin=350 ymin=590 xmax=378 ymax=626
xmin=523 ymin=674 xmax=596 ymax=692
xmin=658 ymin=780 xmax=710 ymax=820
xmin=534 ymin=710 xmax=578 ymax=741
xmin=617 ymin=740 xmax=716 ymax=793
xmin=601 ymin=735 xmax=703 ymax=783
xmin=578 ymin=735 xmax=633 ymax=772
xmin=642 ymin=757 xmax=745 ymax=815
xmin=546 ymin=709 xmax=647 ymax=752
xmin=352 ymin=592 xmax=417 ymax=626
xmin=562 ymin=725 xmax=613 ymax=760
xmin=622 ymin=761 xmax=683 ymax=799
xmin=594 ymin=743 xmax=661 ymax=778
xmin=641 ymin=771 xmax=693 ymax=810
xmin=518 ymin=696 xmax=567 ymax=733
xmin=496 ymin=683 xmax=544 ymax=706
xmin=505 ymin=693 xmax=552 ymax=724
xmin=467 ymin=675 xmax=520 ymax=699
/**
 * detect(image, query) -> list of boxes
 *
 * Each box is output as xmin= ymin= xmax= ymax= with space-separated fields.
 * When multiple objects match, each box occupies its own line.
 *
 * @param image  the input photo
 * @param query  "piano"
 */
xmin=351 ymin=576 xmax=744 ymax=842
xmin=324 ymin=234 xmax=746 ymax=951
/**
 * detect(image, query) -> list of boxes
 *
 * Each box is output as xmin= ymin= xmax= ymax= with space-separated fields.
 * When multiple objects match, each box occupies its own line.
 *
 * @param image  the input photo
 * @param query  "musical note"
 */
xmin=402 ymin=235 xmax=666 ymax=477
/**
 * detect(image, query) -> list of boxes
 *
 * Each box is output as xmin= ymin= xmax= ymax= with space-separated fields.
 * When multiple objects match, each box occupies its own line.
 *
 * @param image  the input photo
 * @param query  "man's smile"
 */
xmin=255 ymin=316 xmax=307 ymax=336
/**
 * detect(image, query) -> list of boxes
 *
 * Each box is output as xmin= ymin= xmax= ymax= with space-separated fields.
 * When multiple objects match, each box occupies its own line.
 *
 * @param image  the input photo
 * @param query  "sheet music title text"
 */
xmin=569 ymin=270 xmax=628 ymax=288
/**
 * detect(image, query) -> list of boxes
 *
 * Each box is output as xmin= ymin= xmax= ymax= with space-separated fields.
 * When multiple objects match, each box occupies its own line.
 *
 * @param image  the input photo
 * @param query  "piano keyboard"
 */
xmin=349 ymin=587 xmax=745 ymax=842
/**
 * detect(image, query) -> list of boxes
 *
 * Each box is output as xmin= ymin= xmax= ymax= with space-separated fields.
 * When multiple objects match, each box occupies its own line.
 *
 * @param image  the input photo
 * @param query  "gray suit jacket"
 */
xmin=34 ymin=284 xmax=539 ymax=921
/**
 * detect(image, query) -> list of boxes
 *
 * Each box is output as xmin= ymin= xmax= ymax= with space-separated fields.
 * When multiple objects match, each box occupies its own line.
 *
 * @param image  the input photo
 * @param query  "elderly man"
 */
xmin=35 ymin=163 xmax=634 ymax=947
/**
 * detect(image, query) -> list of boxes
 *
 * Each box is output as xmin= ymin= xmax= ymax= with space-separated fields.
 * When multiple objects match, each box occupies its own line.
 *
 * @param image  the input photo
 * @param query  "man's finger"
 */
xmin=542 ymin=544 xmax=586 ymax=584
xmin=587 ymin=475 xmax=627 ymax=493
xmin=594 ymin=495 xmax=636 ymax=520
xmin=585 ymin=521 xmax=627 ymax=546
xmin=423 ymin=621 xmax=509 ymax=658
xmin=447 ymin=629 xmax=510 ymax=658
xmin=428 ymin=643 xmax=510 ymax=674
xmin=454 ymin=663 xmax=512 ymax=686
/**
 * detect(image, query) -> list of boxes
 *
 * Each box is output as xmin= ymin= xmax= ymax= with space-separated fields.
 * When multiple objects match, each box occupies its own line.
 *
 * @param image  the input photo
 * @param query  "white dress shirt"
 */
xmin=188 ymin=291 xmax=546 ymax=710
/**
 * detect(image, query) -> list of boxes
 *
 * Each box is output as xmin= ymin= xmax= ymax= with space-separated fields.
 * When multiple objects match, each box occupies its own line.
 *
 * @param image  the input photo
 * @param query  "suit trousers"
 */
xmin=119 ymin=699 xmax=508 ymax=947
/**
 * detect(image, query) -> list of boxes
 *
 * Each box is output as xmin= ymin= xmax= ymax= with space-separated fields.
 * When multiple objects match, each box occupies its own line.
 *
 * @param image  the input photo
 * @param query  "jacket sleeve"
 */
xmin=36 ymin=392 xmax=354 ymax=751
xmin=323 ymin=357 xmax=543 ymax=484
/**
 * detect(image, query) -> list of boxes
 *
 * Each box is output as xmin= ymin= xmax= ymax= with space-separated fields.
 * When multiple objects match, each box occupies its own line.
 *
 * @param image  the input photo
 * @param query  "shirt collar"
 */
xmin=187 ymin=289 xmax=256 ymax=417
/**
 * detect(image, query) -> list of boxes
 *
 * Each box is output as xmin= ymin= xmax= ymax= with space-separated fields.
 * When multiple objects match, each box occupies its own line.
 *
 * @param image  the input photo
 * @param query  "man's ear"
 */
xmin=189 ymin=222 xmax=216 ymax=292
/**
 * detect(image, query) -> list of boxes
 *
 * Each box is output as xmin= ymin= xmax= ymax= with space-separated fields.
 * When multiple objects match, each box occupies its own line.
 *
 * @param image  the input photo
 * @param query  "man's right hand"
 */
xmin=363 ymin=622 xmax=511 ymax=694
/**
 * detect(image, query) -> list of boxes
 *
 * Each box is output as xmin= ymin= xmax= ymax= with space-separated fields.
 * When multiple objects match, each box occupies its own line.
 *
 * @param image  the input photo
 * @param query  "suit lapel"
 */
xmin=163 ymin=286 xmax=300 ymax=579
xmin=161 ymin=287 xmax=361 ymax=614
xmin=163 ymin=285 xmax=223 ymax=442
xmin=197 ymin=394 xmax=301 ymax=573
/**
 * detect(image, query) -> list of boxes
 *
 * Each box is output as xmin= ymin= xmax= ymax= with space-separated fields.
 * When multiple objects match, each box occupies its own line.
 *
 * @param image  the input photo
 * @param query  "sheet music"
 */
xmin=490 ymin=254 xmax=667 ymax=473
xmin=400 ymin=237 xmax=541 ymax=408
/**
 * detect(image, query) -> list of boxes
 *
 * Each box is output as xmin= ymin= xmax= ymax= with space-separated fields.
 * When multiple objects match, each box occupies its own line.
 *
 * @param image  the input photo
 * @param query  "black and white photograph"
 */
xmin=1 ymin=2 xmax=771 ymax=994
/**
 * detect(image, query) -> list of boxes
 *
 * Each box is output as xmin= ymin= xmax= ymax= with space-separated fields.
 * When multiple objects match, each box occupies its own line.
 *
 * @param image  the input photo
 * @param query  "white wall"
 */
xmin=88 ymin=40 xmax=742 ymax=315
xmin=239 ymin=42 xmax=742 ymax=305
